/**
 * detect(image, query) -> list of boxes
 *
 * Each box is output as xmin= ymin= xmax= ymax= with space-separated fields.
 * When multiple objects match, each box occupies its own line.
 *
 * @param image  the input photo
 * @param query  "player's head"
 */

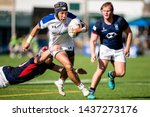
xmin=100 ymin=2 xmax=114 ymax=12
xmin=100 ymin=2 xmax=114 ymax=19
xmin=54 ymin=1 xmax=68 ymax=21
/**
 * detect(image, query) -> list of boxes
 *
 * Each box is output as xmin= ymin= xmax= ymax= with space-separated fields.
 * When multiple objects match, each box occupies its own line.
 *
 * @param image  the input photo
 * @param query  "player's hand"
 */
xmin=91 ymin=54 xmax=96 ymax=63
xmin=70 ymin=25 xmax=81 ymax=33
xmin=23 ymin=42 xmax=30 ymax=52
xmin=124 ymin=48 xmax=130 ymax=57
xmin=75 ymin=68 xmax=87 ymax=74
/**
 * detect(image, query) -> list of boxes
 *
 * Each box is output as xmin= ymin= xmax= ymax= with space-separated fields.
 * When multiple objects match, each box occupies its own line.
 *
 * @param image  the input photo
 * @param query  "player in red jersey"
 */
xmin=0 ymin=46 xmax=87 ymax=96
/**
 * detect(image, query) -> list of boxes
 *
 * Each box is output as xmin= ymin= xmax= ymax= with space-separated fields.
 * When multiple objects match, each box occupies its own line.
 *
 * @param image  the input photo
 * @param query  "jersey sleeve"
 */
xmin=67 ymin=12 xmax=84 ymax=23
xmin=38 ymin=14 xmax=55 ymax=29
xmin=67 ymin=12 xmax=77 ymax=19
xmin=119 ymin=16 xmax=129 ymax=30
xmin=92 ymin=21 xmax=100 ymax=35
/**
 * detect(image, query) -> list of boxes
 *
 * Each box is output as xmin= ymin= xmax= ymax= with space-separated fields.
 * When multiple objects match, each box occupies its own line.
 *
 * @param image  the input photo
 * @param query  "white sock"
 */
xmin=78 ymin=83 xmax=84 ymax=90
xmin=58 ymin=79 xmax=64 ymax=85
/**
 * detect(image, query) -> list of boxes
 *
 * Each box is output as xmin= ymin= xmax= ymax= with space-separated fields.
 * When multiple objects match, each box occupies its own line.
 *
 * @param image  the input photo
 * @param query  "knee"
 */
xmin=116 ymin=71 xmax=125 ymax=77
xmin=99 ymin=66 xmax=106 ymax=74
xmin=65 ymin=64 xmax=73 ymax=72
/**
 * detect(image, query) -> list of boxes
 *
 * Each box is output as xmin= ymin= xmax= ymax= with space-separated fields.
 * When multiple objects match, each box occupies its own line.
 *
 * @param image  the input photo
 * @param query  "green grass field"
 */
xmin=0 ymin=54 xmax=150 ymax=100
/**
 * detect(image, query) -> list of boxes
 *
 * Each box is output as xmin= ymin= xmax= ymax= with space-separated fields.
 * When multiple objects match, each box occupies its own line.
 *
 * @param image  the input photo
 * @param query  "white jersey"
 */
xmin=38 ymin=12 xmax=78 ymax=51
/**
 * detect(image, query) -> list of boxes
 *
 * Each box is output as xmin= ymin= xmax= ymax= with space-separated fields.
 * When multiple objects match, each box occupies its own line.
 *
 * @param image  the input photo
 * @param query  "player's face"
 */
xmin=101 ymin=6 xmax=113 ymax=20
xmin=57 ymin=11 xmax=68 ymax=21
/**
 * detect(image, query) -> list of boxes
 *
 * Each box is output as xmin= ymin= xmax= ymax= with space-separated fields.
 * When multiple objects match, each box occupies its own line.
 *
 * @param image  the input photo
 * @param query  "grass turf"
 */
xmin=0 ymin=54 xmax=150 ymax=100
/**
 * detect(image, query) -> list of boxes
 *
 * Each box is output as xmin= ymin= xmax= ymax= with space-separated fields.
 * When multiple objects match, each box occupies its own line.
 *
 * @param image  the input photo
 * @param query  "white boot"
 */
xmin=78 ymin=83 xmax=89 ymax=97
xmin=54 ymin=79 xmax=65 ymax=96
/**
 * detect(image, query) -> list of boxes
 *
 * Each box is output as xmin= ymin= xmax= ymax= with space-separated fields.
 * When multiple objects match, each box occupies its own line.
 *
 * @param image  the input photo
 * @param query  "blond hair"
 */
xmin=100 ymin=2 xmax=114 ymax=12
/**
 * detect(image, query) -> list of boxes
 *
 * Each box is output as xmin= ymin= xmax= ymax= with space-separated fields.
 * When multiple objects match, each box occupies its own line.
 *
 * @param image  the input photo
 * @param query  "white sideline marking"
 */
xmin=21 ymin=79 xmax=150 ymax=86
xmin=21 ymin=78 xmax=108 ymax=85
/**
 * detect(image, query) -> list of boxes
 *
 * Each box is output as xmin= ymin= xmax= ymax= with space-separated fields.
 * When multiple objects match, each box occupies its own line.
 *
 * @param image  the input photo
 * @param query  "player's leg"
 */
xmin=47 ymin=60 xmax=87 ymax=96
xmin=107 ymin=61 xmax=126 ymax=90
xmin=0 ymin=67 xmax=9 ymax=88
xmin=88 ymin=45 xmax=111 ymax=99
xmin=112 ymin=62 xmax=126 ymax=77
xmin=54 ymin=50 xmax=74 ymax=96
xmin=55 ymin=51 xmax=89 ymax=96
xmin=54 ymin=67 xmax=87 ymax=96
xmin=108 ymin=49 xmax=126 ymax=90
xmin=88 ymin=59 xmax=109 ymax=99
xmin=54 ymin=68 xmax=67 ymax=96
xmin=56 ymin=51 xmax=80 ymax=85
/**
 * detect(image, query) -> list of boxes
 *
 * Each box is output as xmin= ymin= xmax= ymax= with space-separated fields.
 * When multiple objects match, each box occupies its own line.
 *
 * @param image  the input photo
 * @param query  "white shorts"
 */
xmin=0 ymin=67 xmax=9 ymax=88
xmin=49 ymin=46 xmax=74 ymax=57
xmin=98 ymin=45 xmax=126 ymax=62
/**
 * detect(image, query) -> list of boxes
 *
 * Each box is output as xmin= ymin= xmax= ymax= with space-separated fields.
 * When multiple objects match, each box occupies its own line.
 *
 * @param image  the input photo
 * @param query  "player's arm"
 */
xmin=47 ymin=63 xmax=87 ymax=74
xmin=23 ymin=25 xmax=41 ymax=51
xmin=70 ymin=18 xmax=88 ymax=34
xmin=124 ymin=26 xmax=132 ymax=57
xmin=74 ymin=21 xmax=88 ymax=34
xmin=90 ymin=32 xmax=98 ymax=63
xmin=68 ymin=12 xmax=87 ymax=33
xmin=81 ymin=21 xmax=88 ymax=32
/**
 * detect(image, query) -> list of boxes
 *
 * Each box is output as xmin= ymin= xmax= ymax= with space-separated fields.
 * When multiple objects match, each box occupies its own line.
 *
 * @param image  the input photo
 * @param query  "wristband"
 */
xmin=81 ymin=27 xmax=87 ymax=33
xmin=26 ymin=35 xmax=33 ymax=44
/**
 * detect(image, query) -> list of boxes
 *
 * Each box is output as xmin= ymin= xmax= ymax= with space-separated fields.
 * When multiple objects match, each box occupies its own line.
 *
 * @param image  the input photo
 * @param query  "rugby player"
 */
xmin=23 ymin=1 xmax=89 ymax=97
xmin=0 ymin=46 xmax=87 ymax=96
xmin=88 ymin=2 xmax=132 ymax=99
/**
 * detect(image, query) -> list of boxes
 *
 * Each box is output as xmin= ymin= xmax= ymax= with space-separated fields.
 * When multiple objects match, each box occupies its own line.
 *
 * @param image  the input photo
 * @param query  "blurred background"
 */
xmin=0 ymin=0 xmax=150 ymax=58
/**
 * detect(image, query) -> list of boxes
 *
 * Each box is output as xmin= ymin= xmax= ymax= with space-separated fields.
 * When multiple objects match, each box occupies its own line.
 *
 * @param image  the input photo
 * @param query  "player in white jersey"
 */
xmin=23 ymin=1 xmax=89 ymax=97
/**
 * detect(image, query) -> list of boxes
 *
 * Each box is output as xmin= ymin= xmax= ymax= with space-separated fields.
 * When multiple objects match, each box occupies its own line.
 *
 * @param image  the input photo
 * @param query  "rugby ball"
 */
xmin=68 ymin=18 xmax=81 ymax=38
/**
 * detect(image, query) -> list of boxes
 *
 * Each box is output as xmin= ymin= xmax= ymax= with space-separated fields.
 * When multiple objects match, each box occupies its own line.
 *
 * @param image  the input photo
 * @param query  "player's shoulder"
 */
xmin=94 ymin=17 xmax=103 ymax=27
xmin=114 ymin=14 xmax=126 ymax=22
xmin=42 ymin=13 xmax=55 ymax=23
xmin=67 ymin=12 xmax=77 ymax=19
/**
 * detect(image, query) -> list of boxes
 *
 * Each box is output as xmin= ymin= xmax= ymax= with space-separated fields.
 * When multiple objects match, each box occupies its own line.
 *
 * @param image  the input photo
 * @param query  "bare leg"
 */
xmin=55 ymin=51 xmax=81 ymax=86
xmin=90 ymin=59 xmax=109 ymax=89
xmin=112 ymin=61 xmax=126 ymax=77
xmin=55 ymin=51 xmax=89 ymax=96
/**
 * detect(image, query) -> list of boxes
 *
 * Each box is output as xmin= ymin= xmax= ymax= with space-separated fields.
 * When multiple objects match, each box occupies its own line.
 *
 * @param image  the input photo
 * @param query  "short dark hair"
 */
xmin=100 ymin=2 xmax=114 ymax=12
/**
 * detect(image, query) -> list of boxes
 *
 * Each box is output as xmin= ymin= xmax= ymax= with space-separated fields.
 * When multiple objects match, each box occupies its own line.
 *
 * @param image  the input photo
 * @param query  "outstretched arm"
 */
xmin=47 ymin=62 xmax=87 ymax=75
xmin=23 ymin=25 xmax=41 ymax=51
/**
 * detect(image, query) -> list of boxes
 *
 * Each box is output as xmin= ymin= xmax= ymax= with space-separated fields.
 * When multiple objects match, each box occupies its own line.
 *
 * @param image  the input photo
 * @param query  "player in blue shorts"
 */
xmin=0 ymin=46 xmax=87 ymax=96
xmin=88 ymin=2 xmax=132 ymax=99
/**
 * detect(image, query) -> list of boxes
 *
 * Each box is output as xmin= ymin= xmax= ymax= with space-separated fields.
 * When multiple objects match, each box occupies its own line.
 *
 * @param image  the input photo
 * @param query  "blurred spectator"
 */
xmin=21 ymin=34 xmax=39 ymax=58
xmin=9 ymin=34 xmax=21 ymax=58
xmin=9 ymin=34 xmax=39 ymax=59
xmin=139 ymin=30 xmax=149 ymax=50
xmin=132 ymin=34 xmax=143 ymax=55
xmin=133 ymin=30 xmax=149 ymax=55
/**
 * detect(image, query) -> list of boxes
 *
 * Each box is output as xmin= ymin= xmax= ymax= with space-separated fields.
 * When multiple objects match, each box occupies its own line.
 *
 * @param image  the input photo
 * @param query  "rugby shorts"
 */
xmin=98 ymin=45 xmax=126 ymax=62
